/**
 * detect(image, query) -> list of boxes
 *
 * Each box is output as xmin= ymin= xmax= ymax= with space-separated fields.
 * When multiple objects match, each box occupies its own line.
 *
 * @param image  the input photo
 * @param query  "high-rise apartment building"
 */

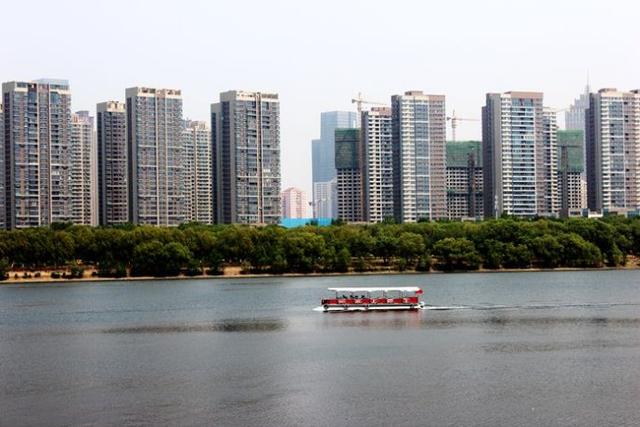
xmin=585 ymin=88 xmax=640 ymax=212
xmin=97 ymin=101 xmax=129 ymax=225
xmin=126 ymin=87 xmax=184 ymax=226
xmin=482 ymin=91 xmax=558 ymax=217
xmin=541 ymin=109 xmax=559 ymax=214
xmin=2 ymin=79 xmax=73 ymax=228
xmin=211 ymin=90 xmax=281 ymax=224
xmin=362 ymin=107 xmax=394 ymax=222
xmin=446 ymin=140 xmax=483 ymax=219
xmin=281 ymin=187 xmax=307 ymax=219
xmin=335 ymin=128 xmax=363 ymax=222
xmin=311 ymin=111 xmax=357 ymax=218
xmin=557 ymin=130 xmax=586 ymax=216
xmin=391 ymin=91 xmax=446 ymax=222
xmin=0 ymin=104 xmax=4 ymax=229
xmin=182 ymin=120 xmax=212 ymax=224
xmin=70 ymin=111 xmax=97 ymax=225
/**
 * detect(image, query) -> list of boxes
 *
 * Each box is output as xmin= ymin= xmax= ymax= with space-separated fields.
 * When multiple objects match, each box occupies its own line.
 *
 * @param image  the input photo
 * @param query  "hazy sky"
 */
xmin=2 ymin=0 xmax=639 ymax=197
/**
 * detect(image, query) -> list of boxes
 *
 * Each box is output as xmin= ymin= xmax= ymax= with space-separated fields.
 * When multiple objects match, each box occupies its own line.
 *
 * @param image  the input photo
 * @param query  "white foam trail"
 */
xmin=422 ymin=305 xmax=469 ymax=311
xmin=312 ymin=306 xmax=325 ymax=312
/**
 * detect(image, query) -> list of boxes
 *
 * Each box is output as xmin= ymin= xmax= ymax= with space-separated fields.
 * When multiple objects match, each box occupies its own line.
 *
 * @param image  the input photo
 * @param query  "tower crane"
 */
xmin=446 ymin=110 xmax=479 ymax=142
xmin=351 ymin=92 xmax=386 ymax=117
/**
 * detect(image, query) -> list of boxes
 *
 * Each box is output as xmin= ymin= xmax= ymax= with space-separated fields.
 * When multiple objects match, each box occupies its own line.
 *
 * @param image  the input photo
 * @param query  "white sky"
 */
xmin=1 ymin=0 xmax=639 ymax=198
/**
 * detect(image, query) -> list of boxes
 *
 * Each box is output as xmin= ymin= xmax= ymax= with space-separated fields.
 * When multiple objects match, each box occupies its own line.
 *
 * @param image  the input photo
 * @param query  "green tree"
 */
xmin=163 ymin=242 xmax=193 ymax=276
xmin=282 ymin=231 xmax=326 ymax=273
xmin=247 ymin=226 xmax=286 ymax=273
xmin=432 ymin=237 xmax=481 ymax=271
xmin=530 ymin=235 xmax=563 ymax=268
xmin=502 ymin=243 xmax=533 ymax=269
xmin=479 ymin=239 xmax=503 ymax=269
xmin=566 ymin=219 xmax=623 ymax=266
xmin=0 ymin=258 xmax=10 ymax=280
xmin=558 ymin=233 xmax=603 ymax=268
xmin=131 ymin=240 xmax=192 ymax=276
xmin=373 ymin=228 xmax=400 ymax=265
xmin=321 ymin=246 xmax=351 ymax=272
xmin=397 ymin=232 xmax=426 ymax=265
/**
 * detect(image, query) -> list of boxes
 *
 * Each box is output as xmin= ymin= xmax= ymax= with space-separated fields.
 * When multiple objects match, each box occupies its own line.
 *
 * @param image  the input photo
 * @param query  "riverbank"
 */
xmin=3 ymin=258 xmax=639 ymax=285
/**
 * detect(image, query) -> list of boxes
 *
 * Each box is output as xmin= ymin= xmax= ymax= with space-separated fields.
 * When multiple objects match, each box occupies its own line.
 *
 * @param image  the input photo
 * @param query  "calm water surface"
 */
xmin=1 ymin=270 xmax=640 ymax=426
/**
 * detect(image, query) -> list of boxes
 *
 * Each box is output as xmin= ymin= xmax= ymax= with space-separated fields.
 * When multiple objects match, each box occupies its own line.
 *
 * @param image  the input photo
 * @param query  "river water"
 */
xmin=1 ymin=270 xmax=640 ymax=426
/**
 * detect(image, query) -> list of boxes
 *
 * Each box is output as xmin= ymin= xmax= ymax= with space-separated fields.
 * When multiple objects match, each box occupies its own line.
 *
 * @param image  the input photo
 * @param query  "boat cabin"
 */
xmin=321 ymin=287 xmax=424 ymax=312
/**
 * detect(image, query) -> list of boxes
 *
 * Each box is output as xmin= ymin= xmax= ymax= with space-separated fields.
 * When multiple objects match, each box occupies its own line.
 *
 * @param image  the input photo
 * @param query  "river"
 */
xmin=1 ymin=270 xmax=640 ymax=426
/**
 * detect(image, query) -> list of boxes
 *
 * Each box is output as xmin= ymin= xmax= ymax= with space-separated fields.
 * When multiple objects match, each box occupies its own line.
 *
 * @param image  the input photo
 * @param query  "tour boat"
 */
xmin=320 ymin=287 xmax=424 ymax=312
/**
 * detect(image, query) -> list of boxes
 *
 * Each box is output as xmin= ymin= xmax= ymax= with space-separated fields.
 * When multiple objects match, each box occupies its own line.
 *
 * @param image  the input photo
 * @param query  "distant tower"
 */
xmin=565 ymin=83 xmax=590 ymax=131
xmin=311 ymin=111 xmax=358 ymax=218
xmin=97 ymin=101 xmax=129 ymax=225
xmin=0 ymin=103 xmax=4 ymax=229
xmin=182 ymin=120 xmax=212 ymax=224
xmin=566 ymin=81 xmax=591 ymax=183
xmin=557 ymin=130 xmax=586 ymax=217
xmin=71 ymin=111 xmax=97 ymax=225
xmin=585 ymin=89 xmax=640 ymax=212
xmin=126 ymin=87 xmax=185 ymax=226
xmin=445 ymin=140 xmax=483 ymax=219
xmin=542 ymin=108 xmax=559 ymax=215
xmin=211 ymin=90 xmax=281 ymax=224
xmin=483 ymin=91 xmax=557 ymax=218
xmin=362 ymin=107 xmax=394 ymax=222
xmin=391 ymin=91 xmax=447 ymax=222
xmin=2 ymin=79 xmax=73 ymax=228
xmin=335 ymin=128 xmax=364 ymax=222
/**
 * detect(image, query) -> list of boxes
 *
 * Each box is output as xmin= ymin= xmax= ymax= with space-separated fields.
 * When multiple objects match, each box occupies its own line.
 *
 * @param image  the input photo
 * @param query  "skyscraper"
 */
xmin=311 ymin=111 xmax=357 ymax=218
xmin=70 ymin=111 xmax=97 ymax=225
xmin=0 ymin=104 xmax=4 ymax=229
xmin=446 ymin=140 xmax=483 ymax=219
xmin=211 ymin=90 xmax=281 ymax=224
xmin=482 ymin=91 xmax=557 ymax=217
xmin=335 ymin=128 xmax=363 ymax=222
xmin=126 ymin=87 xmax=184 ymax=226
xmin=97 ymin=101 xmax=129 ymax=225
xmin=565 ymin=84 xmax=590 ymax=131
xmin=585 ymin=88 xmax=640 ymax=212
xmin=362 ymin=107 xmax=394 ymax=222
xmin=182 ymin=120 xmax=212 ymax=224
xmin=2 ymin=79 xmax=73 ymax=228
xmin=281 ymin=187 xmax=307 ymax=219
xmin=541 ymin=108 xmax=559 ymax=214
xmin=391 ymin=91 xmax=447 ymax=222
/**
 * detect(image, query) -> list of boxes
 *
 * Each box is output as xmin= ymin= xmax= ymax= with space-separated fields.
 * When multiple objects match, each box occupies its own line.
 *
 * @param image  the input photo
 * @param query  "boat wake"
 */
xmin=421 ymin=302 xmax=640 ymax=311
xmin=422 ymin=305 xmax=470 ymax=311
xmin=313 ymin=302 xmax=640 ymax=312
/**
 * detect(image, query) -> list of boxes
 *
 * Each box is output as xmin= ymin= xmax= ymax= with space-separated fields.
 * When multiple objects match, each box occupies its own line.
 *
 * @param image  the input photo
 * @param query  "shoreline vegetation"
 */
xmin=0 ymin=217 xmax=639 ymax=284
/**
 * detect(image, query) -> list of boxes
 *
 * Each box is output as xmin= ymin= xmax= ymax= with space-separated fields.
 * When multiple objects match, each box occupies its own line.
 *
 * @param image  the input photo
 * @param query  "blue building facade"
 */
xmin=311 ymin=111 xmax=358 ymax=218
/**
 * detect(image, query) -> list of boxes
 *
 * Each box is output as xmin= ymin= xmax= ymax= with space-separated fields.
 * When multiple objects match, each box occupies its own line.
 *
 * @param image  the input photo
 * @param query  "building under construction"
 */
xmin=557 ymin=130 xmax=586 ymax=217
xmin=446 ymin=140 xmax=483 ymax=219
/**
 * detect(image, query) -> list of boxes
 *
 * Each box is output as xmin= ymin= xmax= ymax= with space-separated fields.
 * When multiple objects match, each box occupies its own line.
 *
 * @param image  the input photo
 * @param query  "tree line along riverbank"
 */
xmin=1 ymin=217 xmax=639 ymax=280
